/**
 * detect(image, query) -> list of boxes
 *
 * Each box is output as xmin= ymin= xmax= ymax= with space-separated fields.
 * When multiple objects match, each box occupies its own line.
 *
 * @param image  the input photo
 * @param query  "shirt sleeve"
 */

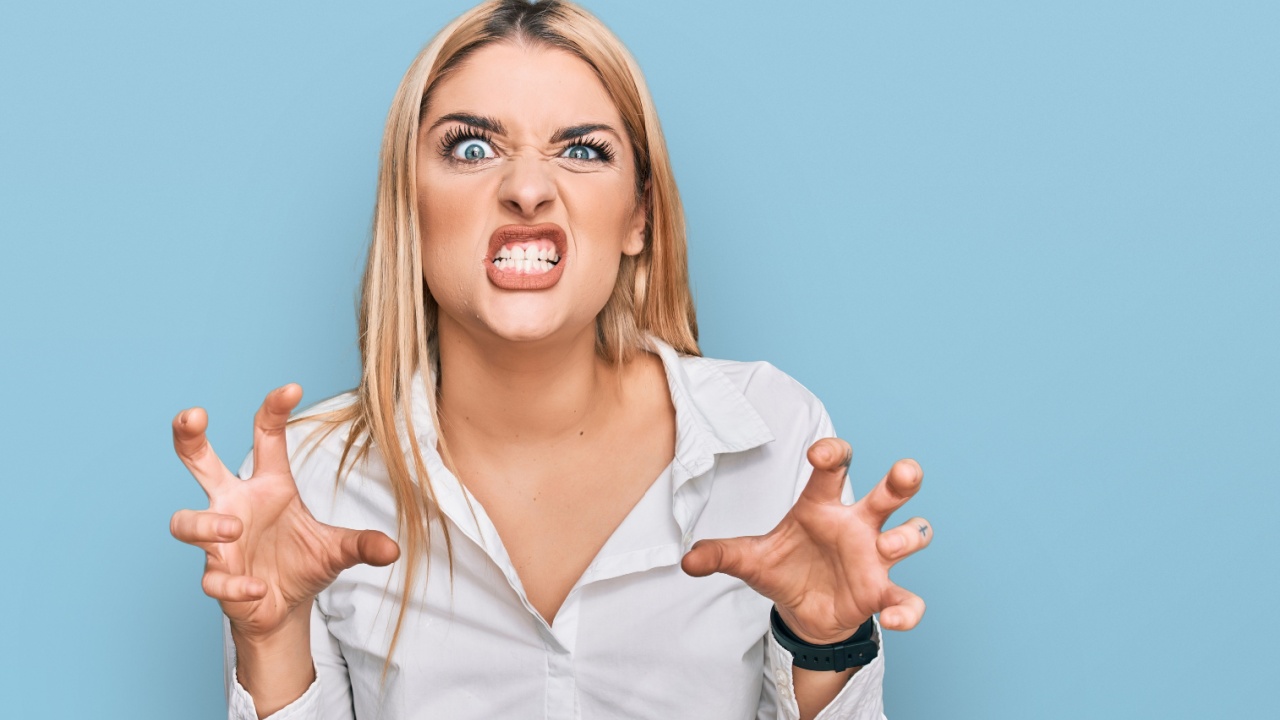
xmin=222 ymin=598 xmax=356 ymax=720
xmin=758 ymin=402 xmax=888 ymax=720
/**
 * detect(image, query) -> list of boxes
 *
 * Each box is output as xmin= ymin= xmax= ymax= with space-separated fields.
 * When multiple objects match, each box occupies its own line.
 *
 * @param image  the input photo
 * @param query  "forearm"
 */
xmin=230 ymin=604 xmax=316 ymax=719
xmin=793 ymin=665 xmax=858 ymax=720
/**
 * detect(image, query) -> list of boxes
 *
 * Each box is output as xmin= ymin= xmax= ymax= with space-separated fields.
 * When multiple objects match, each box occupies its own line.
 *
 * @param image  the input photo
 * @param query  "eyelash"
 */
xmin=437 ymin=126 xmax=617 ymax=164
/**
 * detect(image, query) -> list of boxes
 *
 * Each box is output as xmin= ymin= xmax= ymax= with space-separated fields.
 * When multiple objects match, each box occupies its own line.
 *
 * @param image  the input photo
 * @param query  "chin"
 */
xmin=475 ymin=291 xmax=596 ymax=345
xmin=492 ymin=324 xmax=560 ymax=343
xmin=482 ymin=311 xmax=575 ymax=344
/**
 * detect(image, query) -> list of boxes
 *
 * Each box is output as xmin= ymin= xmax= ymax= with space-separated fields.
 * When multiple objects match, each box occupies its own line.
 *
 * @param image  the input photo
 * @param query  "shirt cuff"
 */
xmin=766 ymin=618 xmax=887 ymax=720
xmin=228 ymin=663 xmax=322 ymax=720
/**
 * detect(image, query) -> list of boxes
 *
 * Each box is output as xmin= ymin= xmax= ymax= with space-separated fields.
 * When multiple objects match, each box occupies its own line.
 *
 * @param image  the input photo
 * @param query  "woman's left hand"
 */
xmin=681 ymin=438 xmax=930 ymax=644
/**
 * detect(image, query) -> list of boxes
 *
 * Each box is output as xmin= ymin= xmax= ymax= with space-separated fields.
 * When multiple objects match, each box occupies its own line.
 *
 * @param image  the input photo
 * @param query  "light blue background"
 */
xmin=1 ymin=1 xmax=1276 ymax=717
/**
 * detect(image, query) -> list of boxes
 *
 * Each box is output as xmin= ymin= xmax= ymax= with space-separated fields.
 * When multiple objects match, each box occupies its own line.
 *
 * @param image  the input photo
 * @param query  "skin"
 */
xmin=169 ymin=41 xmax=930 ymax=720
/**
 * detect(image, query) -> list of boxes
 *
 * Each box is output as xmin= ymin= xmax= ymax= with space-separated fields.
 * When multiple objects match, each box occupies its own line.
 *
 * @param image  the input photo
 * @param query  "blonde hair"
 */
xmin=300 ymin=0 xmax=698 ymax=674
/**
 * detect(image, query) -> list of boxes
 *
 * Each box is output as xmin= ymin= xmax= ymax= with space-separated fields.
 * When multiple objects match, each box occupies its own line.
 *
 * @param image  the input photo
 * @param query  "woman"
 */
xmin=169 ymin=1 xmax=930 ymax=718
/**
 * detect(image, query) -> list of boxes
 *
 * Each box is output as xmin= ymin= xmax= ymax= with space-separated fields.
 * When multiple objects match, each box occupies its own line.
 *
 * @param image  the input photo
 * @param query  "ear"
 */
xmin=622 ymin=180 xmax=650 ymax=257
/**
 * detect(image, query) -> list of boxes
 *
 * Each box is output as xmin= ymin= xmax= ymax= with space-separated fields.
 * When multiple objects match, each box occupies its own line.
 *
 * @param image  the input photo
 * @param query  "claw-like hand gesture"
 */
xmin=170 ymin=384 xmax=400 ymax=642
xmin=681 ymin=438 xmax=929 ymax=644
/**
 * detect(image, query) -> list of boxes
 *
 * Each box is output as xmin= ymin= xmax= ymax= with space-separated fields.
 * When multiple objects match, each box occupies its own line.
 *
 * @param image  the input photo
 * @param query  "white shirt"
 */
xmin=224 ymin=337 xmax=887 ymax=719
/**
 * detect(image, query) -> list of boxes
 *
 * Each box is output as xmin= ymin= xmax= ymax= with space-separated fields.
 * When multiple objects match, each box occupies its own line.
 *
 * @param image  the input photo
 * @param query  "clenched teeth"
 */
xmin=493 ymin=244 xmax=560 ymax=274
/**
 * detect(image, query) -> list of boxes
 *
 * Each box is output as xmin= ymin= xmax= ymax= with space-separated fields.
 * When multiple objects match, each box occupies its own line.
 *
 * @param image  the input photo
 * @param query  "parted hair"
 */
xmin=299 ymin=0 xmax=698 ymax=672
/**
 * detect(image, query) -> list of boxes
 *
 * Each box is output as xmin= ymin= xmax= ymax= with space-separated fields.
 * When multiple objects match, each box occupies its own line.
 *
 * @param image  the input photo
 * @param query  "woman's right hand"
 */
xmin=170 ymin=383 xmax=400 ymax=643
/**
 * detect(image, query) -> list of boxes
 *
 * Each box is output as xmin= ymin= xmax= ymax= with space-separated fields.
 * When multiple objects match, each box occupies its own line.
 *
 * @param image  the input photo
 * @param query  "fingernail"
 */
xmin=217 ymin=519 xmax=236 ymax=537
xmin=883 ymin=534 xmax=905 ymax=554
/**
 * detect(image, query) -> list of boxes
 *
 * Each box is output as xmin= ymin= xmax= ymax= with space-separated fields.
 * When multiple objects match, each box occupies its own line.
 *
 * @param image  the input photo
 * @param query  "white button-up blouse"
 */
xmin=223 ymin=338 xmax=887 ymax=719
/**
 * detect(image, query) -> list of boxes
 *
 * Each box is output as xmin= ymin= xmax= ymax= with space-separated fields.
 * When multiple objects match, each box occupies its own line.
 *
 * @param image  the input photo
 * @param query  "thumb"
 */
xmin=681 ymin=536 xmax=759 ymax=581
xmin=336 ymin=528 xmax=401 ymax=569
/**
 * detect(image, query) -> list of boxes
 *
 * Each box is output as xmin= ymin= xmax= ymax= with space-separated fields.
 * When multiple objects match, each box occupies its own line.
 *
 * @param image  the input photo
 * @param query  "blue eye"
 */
xmin=452 ymin=138 xmax=495 ymax=161
xmin=562 ymin=144 xmax=599 ymax=161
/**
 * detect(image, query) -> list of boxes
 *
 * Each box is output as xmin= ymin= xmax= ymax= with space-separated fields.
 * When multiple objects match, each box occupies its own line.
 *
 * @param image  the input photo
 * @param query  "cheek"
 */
xmin=417 ymin=170 xmax=488 ymax=276
xmin=562 ymin=176 xmax=639 ymax=243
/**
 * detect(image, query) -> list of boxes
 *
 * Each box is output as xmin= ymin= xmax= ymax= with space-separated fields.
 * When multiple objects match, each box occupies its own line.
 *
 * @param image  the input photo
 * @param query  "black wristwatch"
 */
xmin=769 ymin=606 xmax=879 ymax=672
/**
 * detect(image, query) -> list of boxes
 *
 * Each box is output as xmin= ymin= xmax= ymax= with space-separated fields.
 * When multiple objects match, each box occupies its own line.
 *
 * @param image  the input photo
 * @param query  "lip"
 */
xmin=484 ymin=223 xmax=568 ymax=291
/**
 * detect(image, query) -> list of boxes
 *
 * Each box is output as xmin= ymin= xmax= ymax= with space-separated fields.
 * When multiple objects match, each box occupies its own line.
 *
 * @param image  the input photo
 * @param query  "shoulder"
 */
xmin=688 ymin=354 xmax=831 ymax=437
xmin=675 ymin=353 xmax=834 ymax=453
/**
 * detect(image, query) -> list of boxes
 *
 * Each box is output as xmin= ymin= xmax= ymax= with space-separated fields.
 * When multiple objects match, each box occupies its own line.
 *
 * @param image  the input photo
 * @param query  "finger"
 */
xmin=798 ymin=437 xmax=853 ymax=505
xmin=170 ymin=509 xmax=244 ymax=547
xmin=878 ymin=585 xmax=926 ymax=631
xmin=201 ymin=569 xmax=267 ymax=603
xmin=857 ymin=459 xmax=923 ymax=528
xmin=876 ymin=516 xmax=934 ymax=564
xmin=335 ymin=528 xmax=400 ymax=570
xmin=680 ymin=536 xmax=761 ymax=582
xmin=252 ymin=384 xmax=303 ymax=477
xmin=172 ymin=407 xmax=231 ymax=496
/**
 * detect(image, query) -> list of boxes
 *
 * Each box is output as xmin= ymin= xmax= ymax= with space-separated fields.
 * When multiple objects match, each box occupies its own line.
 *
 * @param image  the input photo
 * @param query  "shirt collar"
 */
xmin=642 ymin=335 xmax=775 ymax=480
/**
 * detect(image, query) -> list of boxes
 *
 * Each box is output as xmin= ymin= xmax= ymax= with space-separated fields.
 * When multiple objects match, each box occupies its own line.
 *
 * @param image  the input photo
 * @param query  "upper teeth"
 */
xmin=494 ymin=246 xmax=559 ymax=263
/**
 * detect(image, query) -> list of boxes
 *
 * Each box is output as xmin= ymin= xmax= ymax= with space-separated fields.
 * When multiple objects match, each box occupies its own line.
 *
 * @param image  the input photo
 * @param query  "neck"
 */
xmin=435 ymin=318 xmax=623 ymax=449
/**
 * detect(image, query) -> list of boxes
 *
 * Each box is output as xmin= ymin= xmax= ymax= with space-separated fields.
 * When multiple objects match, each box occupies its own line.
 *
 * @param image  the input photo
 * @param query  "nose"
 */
xmin=497 ymin=154 xmax=557 ymax=217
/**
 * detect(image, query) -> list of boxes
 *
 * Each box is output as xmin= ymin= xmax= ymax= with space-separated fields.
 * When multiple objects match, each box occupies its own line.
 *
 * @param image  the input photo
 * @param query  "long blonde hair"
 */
xmin=301 ymin=0 xmax=698 ymax=671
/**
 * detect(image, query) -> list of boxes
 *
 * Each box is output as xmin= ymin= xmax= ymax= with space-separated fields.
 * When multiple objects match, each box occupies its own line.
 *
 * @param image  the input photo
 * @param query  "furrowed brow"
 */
xmin=427 ymin=112 xmax=507 ymax=135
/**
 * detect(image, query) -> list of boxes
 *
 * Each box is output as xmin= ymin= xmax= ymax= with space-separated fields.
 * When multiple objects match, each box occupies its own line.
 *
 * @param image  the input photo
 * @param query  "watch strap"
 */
xmin=769 ymin=605 xmax=879 ymax=672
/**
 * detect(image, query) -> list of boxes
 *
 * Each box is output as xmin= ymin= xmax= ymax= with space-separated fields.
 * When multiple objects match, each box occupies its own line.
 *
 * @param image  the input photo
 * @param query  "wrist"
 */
xmin=232 ymin=604 xmax=315 ymax=716
xmin=229 ymin=601 xmax=312 ymax=650
xmin=775 ymin=606 xmax=871 ymax=646
xmin=230 ymin=594 xmax=312 ymax=645
xmin=770 ymin=606 xmax=878 ymax=672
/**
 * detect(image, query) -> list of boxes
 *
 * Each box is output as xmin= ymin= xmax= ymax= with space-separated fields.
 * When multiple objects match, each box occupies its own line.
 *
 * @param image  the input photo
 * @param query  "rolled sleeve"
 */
xmin=227 ymin=663 xmax=322 ymax=720
xmin=765 ymin=619 xmax=887 ymax=720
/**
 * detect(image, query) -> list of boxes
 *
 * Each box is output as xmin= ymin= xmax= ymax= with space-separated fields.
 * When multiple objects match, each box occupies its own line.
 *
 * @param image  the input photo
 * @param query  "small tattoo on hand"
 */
xmin=917 ymin=523 xmax=928 ymax=538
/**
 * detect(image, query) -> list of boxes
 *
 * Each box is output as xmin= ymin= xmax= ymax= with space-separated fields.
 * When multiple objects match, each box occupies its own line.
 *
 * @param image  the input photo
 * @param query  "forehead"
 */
xmin=425 ymin=42 xmax=622 ymax=132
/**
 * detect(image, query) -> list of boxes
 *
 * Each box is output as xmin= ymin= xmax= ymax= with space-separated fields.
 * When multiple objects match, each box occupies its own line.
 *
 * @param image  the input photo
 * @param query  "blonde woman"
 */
xmin=169 ymin=1 xmax=930 ymax=718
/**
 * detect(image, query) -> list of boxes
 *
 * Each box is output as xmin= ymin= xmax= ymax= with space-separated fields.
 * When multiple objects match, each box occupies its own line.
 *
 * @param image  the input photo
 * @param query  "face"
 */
xmin=416 ymin=41 xmax=646 ymax=348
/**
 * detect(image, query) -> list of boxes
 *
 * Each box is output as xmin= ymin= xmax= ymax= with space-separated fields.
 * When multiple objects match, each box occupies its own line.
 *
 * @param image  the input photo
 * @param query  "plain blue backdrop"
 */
xmin=2 ymin=1 xmax=1276 ymax=717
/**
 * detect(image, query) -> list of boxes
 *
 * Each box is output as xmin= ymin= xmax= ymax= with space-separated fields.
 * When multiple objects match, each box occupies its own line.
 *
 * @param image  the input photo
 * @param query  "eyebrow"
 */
xmin=428 ymin=112 xmax=505 ymax=135
xmin=426 ymin=112 xmax=619 ymax=143
xmin=550 ymin=123 xmax=617 ymax=143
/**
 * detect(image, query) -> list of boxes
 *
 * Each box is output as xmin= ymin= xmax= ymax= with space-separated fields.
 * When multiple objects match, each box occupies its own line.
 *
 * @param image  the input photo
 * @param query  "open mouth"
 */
xmin=485 ymin=223 xmax=567 ymax=290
